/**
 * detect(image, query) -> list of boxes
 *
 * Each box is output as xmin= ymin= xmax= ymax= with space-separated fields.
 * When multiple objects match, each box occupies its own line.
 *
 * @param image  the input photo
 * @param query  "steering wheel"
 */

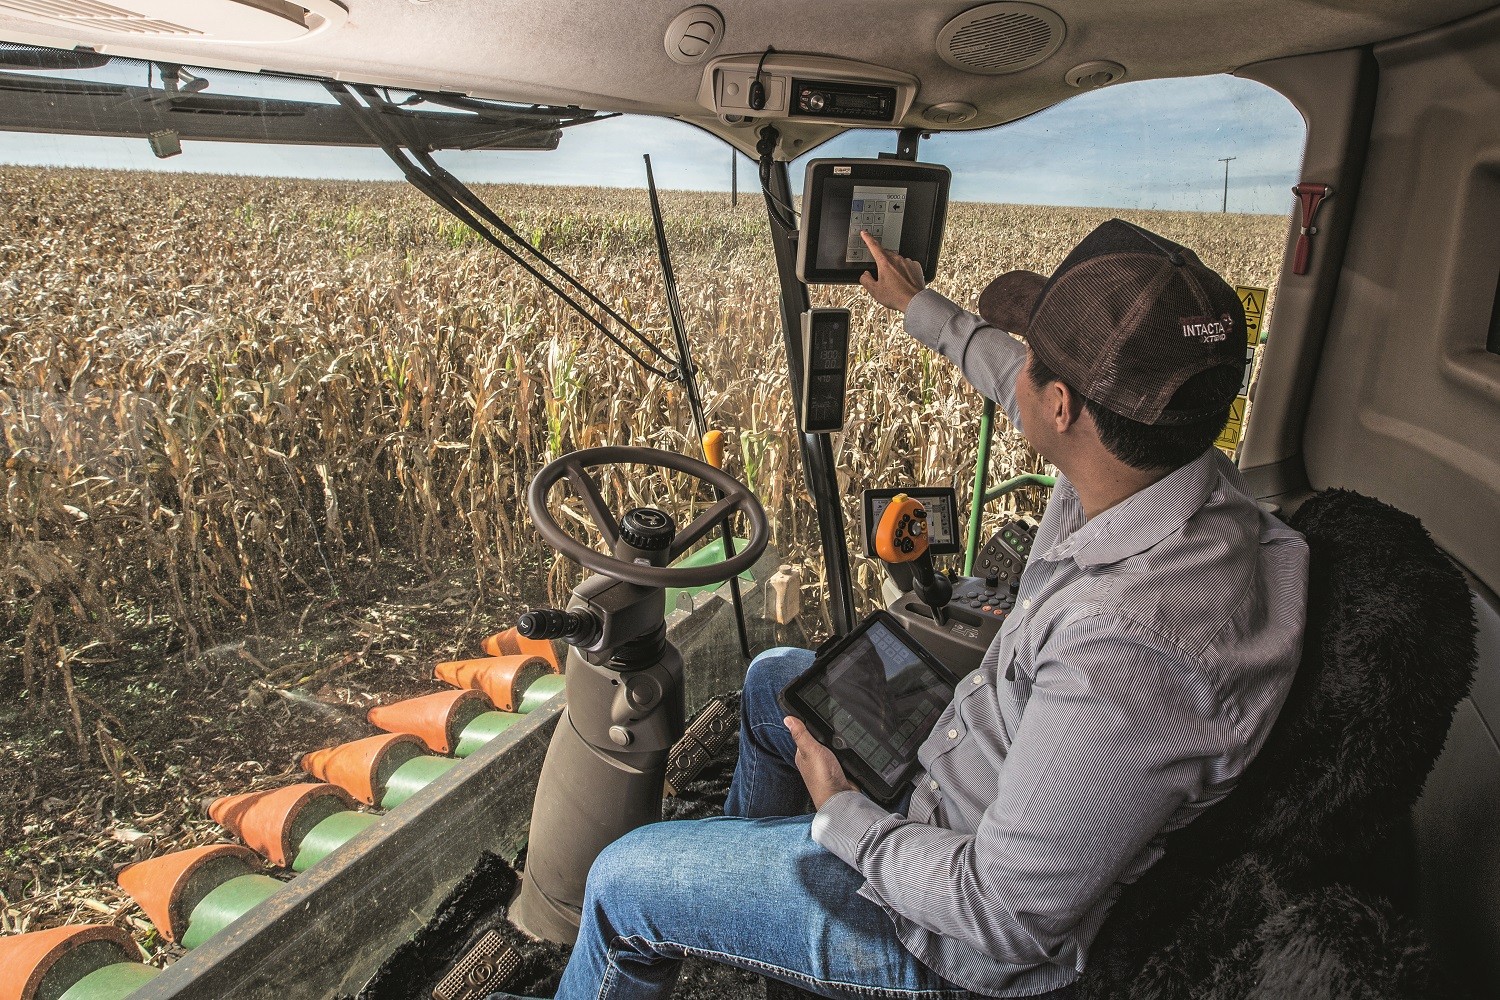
xmin=527 ymin=446 xmax=769 ymax=588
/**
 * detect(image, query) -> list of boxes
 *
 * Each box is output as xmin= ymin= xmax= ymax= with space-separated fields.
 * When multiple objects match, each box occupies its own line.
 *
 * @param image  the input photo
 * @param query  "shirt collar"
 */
xmin=1038 ymin=448 xmax=1220 ymax=570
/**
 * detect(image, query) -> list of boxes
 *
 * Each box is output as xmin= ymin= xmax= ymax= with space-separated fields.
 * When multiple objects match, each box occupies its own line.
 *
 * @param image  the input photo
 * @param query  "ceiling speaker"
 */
xmin=937 ymin=2 xmax=1065 ymax=75
xmin=0 ymin=0 xmax=347 ymax=42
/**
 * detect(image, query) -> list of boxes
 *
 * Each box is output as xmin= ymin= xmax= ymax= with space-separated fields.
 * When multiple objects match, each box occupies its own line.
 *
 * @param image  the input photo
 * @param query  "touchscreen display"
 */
xmin=868 ymin=494 xmax=955 ymax=548
xmin=795 ymin=621 xmax=948 ymax=783
xmin=814 ymin=178 xmax=941 ymax=272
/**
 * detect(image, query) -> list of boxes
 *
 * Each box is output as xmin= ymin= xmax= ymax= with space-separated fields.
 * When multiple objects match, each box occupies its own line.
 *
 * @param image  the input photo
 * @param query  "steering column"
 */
xmin=508 ymin=447 xmax=767 ymax=944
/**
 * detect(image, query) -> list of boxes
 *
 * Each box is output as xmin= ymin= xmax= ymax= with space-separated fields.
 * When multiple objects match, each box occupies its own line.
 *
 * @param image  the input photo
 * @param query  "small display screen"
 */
xmin=801 ymin=308 xmax=850 ymax=433
xmin=862 ymin=487 xmax=961 ymax=556
xmin=868 ymin=495 xmax=954 ymax=548
xmin=790 ymin=618 xmax=951 ymax=785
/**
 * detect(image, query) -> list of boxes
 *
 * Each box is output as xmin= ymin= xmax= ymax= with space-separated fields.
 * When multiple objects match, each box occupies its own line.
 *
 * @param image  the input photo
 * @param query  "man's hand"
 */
xmin=785 ymin=716 xmax=859 ymax=809
xmin=857 ymin=230 xmax=926 ymax=313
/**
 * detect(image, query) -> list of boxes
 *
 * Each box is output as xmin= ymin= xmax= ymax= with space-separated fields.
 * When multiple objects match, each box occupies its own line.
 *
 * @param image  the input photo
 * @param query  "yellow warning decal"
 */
xmin=1215 ymin=397 xmax=1248 ymax=453
xmin=1217 ymin=286 xmax=1269 ymax=458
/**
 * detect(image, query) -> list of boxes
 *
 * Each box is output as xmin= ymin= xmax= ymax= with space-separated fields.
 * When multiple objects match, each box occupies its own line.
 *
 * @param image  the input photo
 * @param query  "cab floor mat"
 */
xmin=353 ymin=852 xmax=569 ymax=1000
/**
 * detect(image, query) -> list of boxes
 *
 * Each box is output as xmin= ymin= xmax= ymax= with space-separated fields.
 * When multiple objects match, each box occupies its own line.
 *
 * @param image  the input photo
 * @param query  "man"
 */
xmin=504 ymin=219 xmax=1309 ymax=999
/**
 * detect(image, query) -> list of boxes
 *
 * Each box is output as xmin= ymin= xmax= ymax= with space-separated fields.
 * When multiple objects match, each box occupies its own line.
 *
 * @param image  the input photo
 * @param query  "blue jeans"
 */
xmin=525 ymin=646 xmax=978 ymax=1000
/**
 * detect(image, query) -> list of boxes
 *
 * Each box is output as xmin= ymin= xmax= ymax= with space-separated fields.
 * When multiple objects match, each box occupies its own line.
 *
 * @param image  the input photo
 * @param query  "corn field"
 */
xmin=0 ymin=167 xmax=1290 ymax=732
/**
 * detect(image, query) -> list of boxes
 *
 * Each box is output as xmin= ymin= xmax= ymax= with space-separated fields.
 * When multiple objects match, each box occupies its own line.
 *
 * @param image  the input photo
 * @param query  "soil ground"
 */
xmin=0 ymin=553 xmax=544 ymax=959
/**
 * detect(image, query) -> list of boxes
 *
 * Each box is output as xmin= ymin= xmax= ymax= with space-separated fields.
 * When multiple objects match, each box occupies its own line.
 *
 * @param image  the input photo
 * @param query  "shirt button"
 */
xmin=1022 ymin=598 xmax=1031 ymax=610
xmin=947 ymin=729 xmax=959 ymax=740
xmin=929 ymin=780 xmax=939 ymax=790
xmin=972 ymin=674 xmax=983 ymax=685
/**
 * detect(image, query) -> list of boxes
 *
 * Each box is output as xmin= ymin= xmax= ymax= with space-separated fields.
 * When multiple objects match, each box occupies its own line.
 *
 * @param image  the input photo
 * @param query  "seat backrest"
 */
xmin=1082 ymin=489 xmax=1478 ymax=998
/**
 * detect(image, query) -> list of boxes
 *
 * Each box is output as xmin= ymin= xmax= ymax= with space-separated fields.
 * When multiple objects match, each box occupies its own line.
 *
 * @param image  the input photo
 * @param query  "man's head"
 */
xmin=980 ymin=219 xmax=1247 ymax=474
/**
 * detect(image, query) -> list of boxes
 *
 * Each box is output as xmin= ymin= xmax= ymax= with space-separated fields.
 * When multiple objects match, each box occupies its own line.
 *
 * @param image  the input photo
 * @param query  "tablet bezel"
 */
xmin=777 ymin=610 xmax=961 ymax=807
xmin=795 ymin=158 xmax=952 ymax=285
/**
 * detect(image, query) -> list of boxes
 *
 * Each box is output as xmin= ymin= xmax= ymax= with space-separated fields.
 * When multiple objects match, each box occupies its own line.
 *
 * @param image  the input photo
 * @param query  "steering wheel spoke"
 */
xmin=668 ymin=493 xmax=741 ymax=561
xmin=563 ymin=459 xmax=620 ymax=547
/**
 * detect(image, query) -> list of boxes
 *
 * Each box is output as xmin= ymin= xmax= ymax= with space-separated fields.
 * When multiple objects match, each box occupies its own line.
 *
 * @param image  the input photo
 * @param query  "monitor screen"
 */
xmin=862 ymin=487 xmax=961 ymax=557
xmin=797 ymin=160 xmax=951 ymax=284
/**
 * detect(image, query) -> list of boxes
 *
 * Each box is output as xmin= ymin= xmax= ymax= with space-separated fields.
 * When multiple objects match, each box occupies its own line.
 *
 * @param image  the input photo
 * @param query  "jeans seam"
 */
xmin=620 ymin=934 xmax=972 ymax=999
xmin=598 ymin=939 xmax=623 ymax=1000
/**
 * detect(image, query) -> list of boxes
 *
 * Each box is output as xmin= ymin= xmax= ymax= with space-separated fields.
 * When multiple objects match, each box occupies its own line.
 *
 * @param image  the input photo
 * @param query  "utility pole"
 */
xmin=731 ymin=150 xmax=738 ymax=208
xmin=1218 ymin=156 xmax=1236 ymax=213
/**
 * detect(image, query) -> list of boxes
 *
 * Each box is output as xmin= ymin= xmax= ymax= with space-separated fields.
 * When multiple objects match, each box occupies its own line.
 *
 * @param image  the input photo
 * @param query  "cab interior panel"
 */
xmin=1303 ymin=6 xmax=1500 ymax=594
xmin=1288 ymin=9 xmax=1500 ymax=997
xmin=1235 ymin=46 xmax=1376 ymax=499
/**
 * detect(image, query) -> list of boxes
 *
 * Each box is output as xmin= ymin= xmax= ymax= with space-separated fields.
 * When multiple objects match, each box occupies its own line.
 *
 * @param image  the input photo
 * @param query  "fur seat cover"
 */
xmin=1076 ymin=488 xmax=1477 ymax=999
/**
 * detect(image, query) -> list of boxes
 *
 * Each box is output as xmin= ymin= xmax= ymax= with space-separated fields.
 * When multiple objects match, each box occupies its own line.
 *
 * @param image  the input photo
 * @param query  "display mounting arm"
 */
xmin=760 ymin=144 xmax=856 ymax=637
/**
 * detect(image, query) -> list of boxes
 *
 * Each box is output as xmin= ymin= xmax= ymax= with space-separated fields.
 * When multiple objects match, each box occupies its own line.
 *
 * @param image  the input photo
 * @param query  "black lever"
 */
xmin=518 ymin=608 xmax=596 ymax=643
xmin=908 ymin=550 xmax=953 ymax=625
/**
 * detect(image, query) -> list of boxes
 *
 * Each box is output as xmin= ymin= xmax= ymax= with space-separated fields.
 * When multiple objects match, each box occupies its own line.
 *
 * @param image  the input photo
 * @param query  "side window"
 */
xmin=791 ymin=74 xmax=1306 ymax=566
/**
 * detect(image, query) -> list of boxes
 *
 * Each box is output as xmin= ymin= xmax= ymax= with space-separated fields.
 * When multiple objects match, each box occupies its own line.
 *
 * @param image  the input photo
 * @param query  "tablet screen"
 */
xmin=792 ymin=618 xmax=951 ymax=785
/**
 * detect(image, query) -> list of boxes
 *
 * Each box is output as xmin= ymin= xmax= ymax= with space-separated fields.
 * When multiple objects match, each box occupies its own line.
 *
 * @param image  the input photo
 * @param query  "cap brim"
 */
xmin=977 ymin=270 xmax=1047 ymax=334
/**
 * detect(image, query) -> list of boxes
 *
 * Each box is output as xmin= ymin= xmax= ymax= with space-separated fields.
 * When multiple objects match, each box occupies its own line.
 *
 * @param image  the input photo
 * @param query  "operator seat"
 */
xmin=1074 ymin=488 xmax=1478 ymax=999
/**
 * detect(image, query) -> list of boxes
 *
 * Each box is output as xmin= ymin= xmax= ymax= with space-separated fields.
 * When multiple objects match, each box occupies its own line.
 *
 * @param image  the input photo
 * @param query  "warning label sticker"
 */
xmin=1215 ymin=398 xmax=1248 ymax=454
xmin=1218 ymin=286 xmax=1269 ymax=457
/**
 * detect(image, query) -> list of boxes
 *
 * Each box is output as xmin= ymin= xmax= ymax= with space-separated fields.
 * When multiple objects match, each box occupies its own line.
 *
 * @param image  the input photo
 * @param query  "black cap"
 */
xmin=977 ymin=219 xmax=1247 ymax=426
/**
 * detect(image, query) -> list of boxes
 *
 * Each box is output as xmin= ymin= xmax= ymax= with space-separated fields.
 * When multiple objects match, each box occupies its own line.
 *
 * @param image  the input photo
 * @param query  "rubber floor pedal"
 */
xmin=432 ymin=930 xmax=523 ymax=1000
xmin=664 ymin=694 xmax=739 ymax=795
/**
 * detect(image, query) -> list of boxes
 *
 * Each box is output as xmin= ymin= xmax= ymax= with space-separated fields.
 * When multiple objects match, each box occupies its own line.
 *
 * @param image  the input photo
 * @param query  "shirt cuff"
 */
xmin=811 ymin=789 xmax=892 ymax=867
xmin=902 ymin=289 xmax=967 ymax=351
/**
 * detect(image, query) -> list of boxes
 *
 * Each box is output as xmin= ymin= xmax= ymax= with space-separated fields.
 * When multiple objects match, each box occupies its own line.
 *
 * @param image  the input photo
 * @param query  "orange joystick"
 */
xmin=875 ymin=493 xmax=951 ymax=623
xmin=875 ymin=494 xmax=931 ymax=564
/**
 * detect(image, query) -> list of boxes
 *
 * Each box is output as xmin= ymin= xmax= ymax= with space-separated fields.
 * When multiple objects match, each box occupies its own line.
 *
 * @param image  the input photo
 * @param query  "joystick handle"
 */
xmin=909 ymin=551 xmax=953 ymax=625
xmin=875 ymin=494 xmax=951 ymax=624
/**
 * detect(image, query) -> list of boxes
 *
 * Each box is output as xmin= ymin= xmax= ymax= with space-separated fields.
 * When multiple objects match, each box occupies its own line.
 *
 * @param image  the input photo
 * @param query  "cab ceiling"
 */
xmin=1 ymin=0 xmax=1494 ymax=156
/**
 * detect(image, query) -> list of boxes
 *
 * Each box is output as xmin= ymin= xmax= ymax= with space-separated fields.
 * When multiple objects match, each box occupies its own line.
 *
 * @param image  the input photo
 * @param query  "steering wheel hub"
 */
xmin=619 ymin=507 xmax=676 ymax=551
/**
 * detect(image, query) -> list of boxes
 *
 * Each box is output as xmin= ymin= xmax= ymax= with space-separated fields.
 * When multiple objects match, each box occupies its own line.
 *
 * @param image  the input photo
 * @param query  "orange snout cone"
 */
xmin=366 ymin=688 xmax=491 ymax=754
xmin=0 ymin=924 xmax=139 ymax=1000
xmin=434 ymin=654 xmax=550 ymax=712
xmin=117 ymin=844 xmax=261 ymax=942
xmin=207 ymin=783 xmax=356 ymax=868
xmin=301 ymin=732 xmax=426 ymax=805
xmin=480 ymin=626 xmax=561 ymax=671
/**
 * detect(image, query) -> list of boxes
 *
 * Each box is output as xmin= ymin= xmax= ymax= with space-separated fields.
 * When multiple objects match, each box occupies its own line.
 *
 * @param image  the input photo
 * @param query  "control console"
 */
xmin=884 ymin=515 xmax=1039 ymax=676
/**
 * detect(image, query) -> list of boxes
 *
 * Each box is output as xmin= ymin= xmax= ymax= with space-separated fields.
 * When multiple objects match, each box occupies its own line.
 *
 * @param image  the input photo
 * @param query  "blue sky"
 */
xmin=0 ymin=70 xmax=1305 ymax=213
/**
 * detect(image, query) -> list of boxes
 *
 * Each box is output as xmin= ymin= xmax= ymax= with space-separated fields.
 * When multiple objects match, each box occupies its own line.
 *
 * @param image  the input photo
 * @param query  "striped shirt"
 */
xmin=811 ymin=290 xmax=1309 ymax=997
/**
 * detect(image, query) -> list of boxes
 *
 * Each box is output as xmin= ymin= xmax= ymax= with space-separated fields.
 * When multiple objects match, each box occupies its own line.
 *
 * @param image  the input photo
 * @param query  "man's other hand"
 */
xmin=857 ymin=231 xmax=926 ymax=313
xmin=785 ymin=716 xmax=858 ymax=809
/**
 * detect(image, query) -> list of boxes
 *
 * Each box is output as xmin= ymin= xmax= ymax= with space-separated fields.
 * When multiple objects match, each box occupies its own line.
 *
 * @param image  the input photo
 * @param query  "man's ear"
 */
xmin=1051 ymin=380 xmax=1085 ymax=433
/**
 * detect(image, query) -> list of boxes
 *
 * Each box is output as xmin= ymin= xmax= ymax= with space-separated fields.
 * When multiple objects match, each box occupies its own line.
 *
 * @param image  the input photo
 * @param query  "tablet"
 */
xmin=778 ymin=611 xmax=961 ymax=806
xmin=796 ymin=159 xmax=952 ymax=285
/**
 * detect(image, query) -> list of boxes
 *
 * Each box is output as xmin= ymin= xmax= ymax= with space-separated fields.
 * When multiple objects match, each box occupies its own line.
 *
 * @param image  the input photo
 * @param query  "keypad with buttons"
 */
xmin=973 ymin=515 xmax=1038 ymax=586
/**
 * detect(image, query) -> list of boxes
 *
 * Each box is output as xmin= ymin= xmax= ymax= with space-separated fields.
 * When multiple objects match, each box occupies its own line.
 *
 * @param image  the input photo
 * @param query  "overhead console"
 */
xmin=697 ymin=52 xmax=918 ymax=127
